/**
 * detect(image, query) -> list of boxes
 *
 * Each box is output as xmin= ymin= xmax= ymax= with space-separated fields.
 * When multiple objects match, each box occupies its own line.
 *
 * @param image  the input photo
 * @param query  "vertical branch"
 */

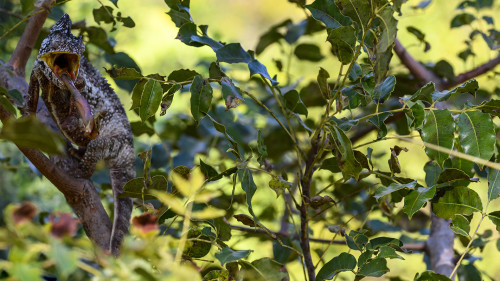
xmin=426 ymin=213 xmax=455 ymax=277
xmin=7 ymin=0 xmax=55 ymax=76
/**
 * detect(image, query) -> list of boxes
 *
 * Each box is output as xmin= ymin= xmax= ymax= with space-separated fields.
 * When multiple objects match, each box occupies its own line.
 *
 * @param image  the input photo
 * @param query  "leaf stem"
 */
xmin=175 ymin=201 xmax=193 ymax=263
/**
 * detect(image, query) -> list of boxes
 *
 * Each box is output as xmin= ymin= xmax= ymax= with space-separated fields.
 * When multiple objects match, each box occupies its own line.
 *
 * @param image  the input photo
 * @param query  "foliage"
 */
xmin=1 ymin=0 xmax=500 ymax=280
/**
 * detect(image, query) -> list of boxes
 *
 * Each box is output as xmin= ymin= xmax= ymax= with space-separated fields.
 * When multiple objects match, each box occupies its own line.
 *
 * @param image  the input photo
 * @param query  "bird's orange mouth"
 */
xmin=39 ymin=51 xmax=80 ymax=81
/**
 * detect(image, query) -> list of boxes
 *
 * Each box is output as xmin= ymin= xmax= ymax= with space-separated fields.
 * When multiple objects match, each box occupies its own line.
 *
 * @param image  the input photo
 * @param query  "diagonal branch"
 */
xmin=445 ymin=54 xmax=500 ymax=89
xmin=0 ymin=0 xmax=112 ymax=252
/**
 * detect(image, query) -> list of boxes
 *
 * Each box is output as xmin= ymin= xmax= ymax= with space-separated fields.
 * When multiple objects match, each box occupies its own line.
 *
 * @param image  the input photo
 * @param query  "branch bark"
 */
xmin=426 ymin=213 xmax=455 ymax=277
xmin=0 ymin=0 xmax=112 ymax=252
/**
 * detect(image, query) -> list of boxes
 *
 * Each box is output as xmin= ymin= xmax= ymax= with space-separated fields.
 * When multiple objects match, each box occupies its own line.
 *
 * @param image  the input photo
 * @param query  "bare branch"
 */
xmin=394 ymin=38 xmax=443 ymax=89
xmin=426 ymin=213 xmax=455 ymax=277
xmin=445 ymin=55 xmax=500 ymax=89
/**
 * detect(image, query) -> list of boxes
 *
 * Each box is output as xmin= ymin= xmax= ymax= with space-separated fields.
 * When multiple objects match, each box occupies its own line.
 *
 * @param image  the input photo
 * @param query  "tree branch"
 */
xmin=426 ymin=213 xmax=455 ymax=276
xmin=0 ymin=0 xmax=112 ymax=252
xmin=445 ymin=55 xmax=500 ymax=89
xmin=394 ymin=38 xmax=443 ymax=88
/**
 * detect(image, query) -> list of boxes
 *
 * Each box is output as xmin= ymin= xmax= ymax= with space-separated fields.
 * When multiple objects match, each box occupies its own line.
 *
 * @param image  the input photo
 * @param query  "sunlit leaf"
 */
xmin=457 ymin=111 xmax=495 ymax=169
xmin=450 ymin=214 xmax=470 ymax=237
xmin=420 ymin=109 xmax=455 ymax=167
xmin=357 ymin=258 xmax=389 ymax=277
xmin=488 ymin=168 xmax=500 ymax=202
xmin=403 ymin=186 xmax=436 ymax=219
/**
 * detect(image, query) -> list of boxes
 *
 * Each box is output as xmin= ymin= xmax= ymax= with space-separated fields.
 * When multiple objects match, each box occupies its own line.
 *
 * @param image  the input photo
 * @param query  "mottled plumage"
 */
xmin=28 ymin=14 xmax=134 ymax=255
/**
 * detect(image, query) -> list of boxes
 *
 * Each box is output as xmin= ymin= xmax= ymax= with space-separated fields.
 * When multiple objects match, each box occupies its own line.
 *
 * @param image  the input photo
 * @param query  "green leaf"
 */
xmin=284 ymin=90 xmax=308 ymax=116
xmin=167 ymin=68 xmax=200 ymax=83
xmin=139 ymin=79 xmax=163 ymax=122
xmin=0 ymin=96 xmax=17 ymax=117
xmin=216 ymin=43 xmax=252 ymax=63
xmin=345 ymin=230 xmax=368 ymax=251
xmin=457 ymin=111 xmax=495 ymax=169
xmin=329 ymin=126 xmax=362 ymax=180
xmin=451 ymin=13 xmax=476 ymax=28
xmin=86 ymin=26 xmax=114 ymax=54
xmin=414 ymin=271 xmax=452 ymax=281
xmin=403 ymin=186 xmax=436 ymax=219
xmin=160 ymin=84 xmax=181 ymax=116
xmin=294 ymin=43 xmax=324 ymax=62
xmin=200 ymin=159 xmax=219 ymax=180
xmin=479 ymin=99 xmax=500 ymax=117
xmin=248 ymin=59 xmax=279 ymax=86
xmin=119 ymin=175 xmax=168 ymax=200
xmin=93 ymin=5 xmax=114 ymax=25
xmin=215 ymin=247 xmax=252 ymax=266
xmin=367 ymin=112 xmax=393 ymax=139
xmin=190 ymin=76 xmax=213 ymax=122
xmin=255 ymin=19 xmax=289 ymax=55
xmin=377 ymin=246 xmax=404 ymax=259
xmin=487 ymin=168 xmax=500 ymax=202
xmin=241 ymin=169 xmax=258 ymax=216
xmin=316 ymin=252 xmax=356 ymax=281
xmin=176 ymin=23 xmax=224 ymax=51
xmin=239 ymin=258 xmax=290 ymax=281
xmin=0 ymin=116 xmax=65 ymax=155
xmin=320 ymin=157 xmax=341 ymax=173
xmin=317 ymin=67 xmax=330 ymax=99
xmin=420 ymin=109 xmax=455 ymax=167
xmin=329 ymin=116 xmax=358 ymax=132
xmin=372 ymin=75 xmax=396 ymax=103
xmin=376 ymin=6 xmax=398 ymax=54
xmin=327 ymin=26 xmax=356 ymax=64
xmin=374 ymin=181 xmax=417 ymax=200
xmin=10 ymin=263 xmax=41 ymax=281
xmin=48 ymin=240 xmax=79 ymax=279
xmin=450 ymin=214 xmax=470 ymax=237
xmin=305 ymin=0 xmax=352 ymax=29
xmin=436 ymin=168 xmax=475 ymax=187
xmin=432 ymin=79 xmax=478 ymax=102
xmin=410 ymin=82 xmax=437 ymax=104
xmin=336 ymin=0 xmax=371 ymax=29
xmin=357 ymin=258 xmax=389 ymax=277
xmin=488 ymin=211 xmax=500 ymax=231
xmin=433 ymin=186 xmax=483 ymax=219
xmin=105 ymin=66 xmax=143 ymax=80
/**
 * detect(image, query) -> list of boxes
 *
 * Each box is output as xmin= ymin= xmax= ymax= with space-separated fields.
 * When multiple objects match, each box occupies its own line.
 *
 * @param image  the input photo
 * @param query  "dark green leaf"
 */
xmin=407 ymin=26 xmax=425 ymax=41
xmin=216 ymin=43 xmax=252 ymax=63
xmin=119 ymin=175 xmax=168 ymax=200
xmin=0 ymin=116 xmax=65 ymax=155
xmin=330 ymin=126 xmax=362 ymax=180
xmin=200 ymin=160 xmax=219 ymax=180
xmin=190 ymin=76 xmax=213 ymax=122
xmin=437 ymin=168 xmax=475 ymax=186
xmin=336 ymin=0 xmax=371 ymax=29
xmin=248 ymin=59 xmax=279 ymax=86
xmin=255 ymin=20 xmax=288 ymax=55
xmin=320 ymin=157 xmax=341 ymax=173
xmin=105 ymin=66 xmax=143 ymax=80
xmin=457 ymin=111 xmax=495 ymax=169
xmin=329 ymin=116 xmax=358 ymax=132
xmin=0 ymin=96 xmax=17 ymax=117
xmin=410 ymin=82 xmax=437 ymax=104
xmin=241 ymin=169 xmax=257 ymax=216
xmin=481 ymin=30 xmax=500 ymax=50
xmin=450 ymin=214 xmax=470 ymax=237
xmin=433 ymin=186 xmax=483 ymax=219
xmin=374 ymin=181 xmax=417 ymax=200
xmin=305 ymin=0 xmax=352 ymax=29
xmin=86 ymin=27 xmax=115 ymax=54
xmin=327 ymin=26 xmax=356 ymax=64
xmin=166 ymin=9 xmax=192 ymax=28
xmin=403 ymin=186 xmax=436 ymax=219
xmin=372 ymin=76 xmax=396 ymax=103
xmin=488 ymin=211 xmax=500 ymax=231
xmin=457 ymin=263 xmax=482 ymax=281
xmin=479 ymin=99 xmax=500 ymax=117
xmin=433 ymin=60 xmax=455 ymax=81
xmin=414 ymin=271 xmax=452 ymax=281
xmin=451 ymin=13 xmax=476 ymax=28
xmin=317 ymin=67 xmax=330 ymax=99
xmin=207 ymin=115 xmax=240 ymax=159
xmin=345 ymin=230 xmax=368 ymax=251
xmin=420 ymin=109 xmax=455 ymax=167
xmin=215 ymin=247 xmax=252 ymax=266
xmin=487 ymin=168 xmax=500 ymax=202
xmin=377 ymin=246 xmax=403 ymax=259
xmin=316 ymin=253 xmax=356 ymax=281
xmin=284 ymin=90 xmax=308 ymax=116
xmin=168 ymin=69 xmax=200 ymax=83
xmin=130 ymin=121 xmax=155 ymax=136
xmin=294 ymin=43 xmax=324 ymax=62
xmin=93 ymin=6 xmax=114 ymax=25
xmin=160 ymin=84 xmax=181 ymax=116
xmin=357 ymin=258 xmax=389 ymax=277
xmin=367 ymin=112 xmax=393 ymax=139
